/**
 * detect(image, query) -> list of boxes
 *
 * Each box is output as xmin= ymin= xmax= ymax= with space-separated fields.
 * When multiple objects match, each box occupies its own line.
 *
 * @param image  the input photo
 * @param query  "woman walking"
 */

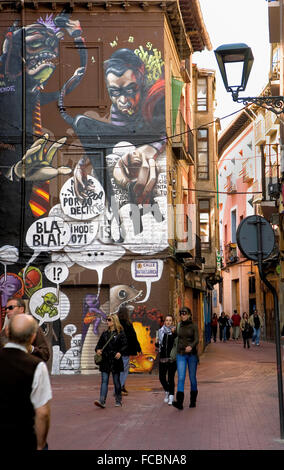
xmin=94 ymin=314 xmax=127 ymax=408
xmin=211 ymin=313 xmax=218 ymax=343
xmin=117 ymin=305 xmax=142 ymax=396
xmin=156 ymin=314 xmax=177 ymax=405
xmin=172 ymin=307 xmax=199 ymax=410
xmin=240 ymin=312 xmax=251 ymax=349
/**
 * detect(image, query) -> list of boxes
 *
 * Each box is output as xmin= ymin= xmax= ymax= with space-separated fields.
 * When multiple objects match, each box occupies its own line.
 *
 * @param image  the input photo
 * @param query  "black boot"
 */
xmin=172 ymin=391 xmax=184 ymax=410
xmin=189 ymin=390 xmax=198 ymax=408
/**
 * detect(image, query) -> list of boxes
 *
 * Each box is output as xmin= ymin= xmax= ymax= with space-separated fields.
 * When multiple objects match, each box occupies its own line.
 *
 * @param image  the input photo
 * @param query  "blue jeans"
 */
xmin=252 ymin=328 xmax=261 ymax=345
xmin=176 ymin=353 xmax=198 ymax=392
xmin=120 ymin=356 xmax=129 ymax=387
xmin=100 ymin=371 xmax=121 ymax=402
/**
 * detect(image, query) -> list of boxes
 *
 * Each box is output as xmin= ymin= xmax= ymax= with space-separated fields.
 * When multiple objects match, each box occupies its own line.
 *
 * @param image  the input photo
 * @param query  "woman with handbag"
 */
xmin=94 ymin=314 xmax=127 ymax=408
xmin=155 ymin=314 xmax=177 ymax=405
xmin=172 ymin=307 xmax=199 ymax=411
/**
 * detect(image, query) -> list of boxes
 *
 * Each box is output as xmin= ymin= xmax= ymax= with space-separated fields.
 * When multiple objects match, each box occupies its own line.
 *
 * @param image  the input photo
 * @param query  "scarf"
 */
xmin=158 ymin=325 xmax=173 ymax=352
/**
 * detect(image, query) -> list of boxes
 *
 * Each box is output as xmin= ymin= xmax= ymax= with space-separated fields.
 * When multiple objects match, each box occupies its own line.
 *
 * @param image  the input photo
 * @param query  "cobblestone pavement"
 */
xmin=48 ymin=339 xmax=284 ymax=451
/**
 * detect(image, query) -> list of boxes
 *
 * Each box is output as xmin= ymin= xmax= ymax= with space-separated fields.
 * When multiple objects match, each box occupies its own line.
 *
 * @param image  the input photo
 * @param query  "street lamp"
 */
xmin=214 ymin=42 xmax=284 ymax=115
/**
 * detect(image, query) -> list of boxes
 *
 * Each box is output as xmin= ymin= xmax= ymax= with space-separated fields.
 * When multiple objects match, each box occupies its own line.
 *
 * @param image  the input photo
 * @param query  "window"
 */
xmin=197 ymin=77 xmax=207 ymax=111
xmin=231 ymin=209 xmax=236 ymax=243
xmin=199 ymin=199 xmax=210 ymax=251
xmin=197 ymin=128 xmax=209 ymax=180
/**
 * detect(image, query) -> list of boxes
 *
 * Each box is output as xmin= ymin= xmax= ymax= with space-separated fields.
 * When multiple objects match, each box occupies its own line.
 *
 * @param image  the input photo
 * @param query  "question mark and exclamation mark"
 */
xmin=53 ymin=266 xmax=63 ymax=282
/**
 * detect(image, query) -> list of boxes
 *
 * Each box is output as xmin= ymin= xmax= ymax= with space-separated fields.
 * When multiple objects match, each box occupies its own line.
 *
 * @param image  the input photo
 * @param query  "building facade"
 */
xmin=0 ymin=0 xmax=216 ymax=374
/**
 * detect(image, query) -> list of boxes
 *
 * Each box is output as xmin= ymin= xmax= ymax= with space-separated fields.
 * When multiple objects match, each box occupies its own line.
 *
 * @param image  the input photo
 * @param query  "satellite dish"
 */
xmin=236 ymin=215 xmax=275 ymax=262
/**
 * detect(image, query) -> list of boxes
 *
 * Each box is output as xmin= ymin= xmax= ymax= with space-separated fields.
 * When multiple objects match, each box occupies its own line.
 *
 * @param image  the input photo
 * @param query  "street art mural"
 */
xmin=0 ymin=9 xmax=167 ymax=374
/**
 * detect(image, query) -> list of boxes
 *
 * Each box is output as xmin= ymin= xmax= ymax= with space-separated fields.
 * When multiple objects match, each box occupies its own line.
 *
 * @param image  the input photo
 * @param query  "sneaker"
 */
xmin=115 ymin=401 xmax=122 ymax=407
xmin=168 ymin=395 xmax=174 ymax=405
xmin=94 ymin=400 xmax=105 ymax=408
xmin=121 ymin=387 xmax=128 ymax=396
xmin=252 ymin=342 xmax=255 ymax=345
xmin=164 ymin=392 xmax=169 ymax=403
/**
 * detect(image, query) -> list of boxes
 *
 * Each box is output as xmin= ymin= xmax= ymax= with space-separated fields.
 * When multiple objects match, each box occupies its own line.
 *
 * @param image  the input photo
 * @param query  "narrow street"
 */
xmin=48 ymin=339 xmax=284 ymax=451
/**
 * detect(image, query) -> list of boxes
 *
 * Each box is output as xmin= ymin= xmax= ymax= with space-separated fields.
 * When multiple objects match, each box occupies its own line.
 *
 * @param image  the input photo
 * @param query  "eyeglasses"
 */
xmin=180 ymin=311 xmax=189 ymax=315
xmin=107 ymin=318 xmax=112 ymax=322
xmin=5 ymin=305 xmax=17 ymax=311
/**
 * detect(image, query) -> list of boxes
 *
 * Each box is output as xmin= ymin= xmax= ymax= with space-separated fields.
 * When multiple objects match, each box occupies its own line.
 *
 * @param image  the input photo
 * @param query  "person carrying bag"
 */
xmin=94 ymin=314 xmax=127 ymax=408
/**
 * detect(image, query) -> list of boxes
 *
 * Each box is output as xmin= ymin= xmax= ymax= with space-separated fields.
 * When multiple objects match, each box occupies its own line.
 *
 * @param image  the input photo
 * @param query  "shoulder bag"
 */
xmin=94 ymin=332 xmax=115 ymax=365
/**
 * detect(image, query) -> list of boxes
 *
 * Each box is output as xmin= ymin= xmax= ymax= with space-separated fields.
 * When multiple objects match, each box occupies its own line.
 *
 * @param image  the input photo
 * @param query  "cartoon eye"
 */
xmin=146 ymin=356 xmax=154 ymax=362
xmin=118 ymin=289 xmax=127 ymax=299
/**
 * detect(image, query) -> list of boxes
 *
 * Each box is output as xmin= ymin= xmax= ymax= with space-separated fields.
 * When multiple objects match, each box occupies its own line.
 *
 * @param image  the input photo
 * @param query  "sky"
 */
xmin=193 ymin=0 xmax=271 ymax=131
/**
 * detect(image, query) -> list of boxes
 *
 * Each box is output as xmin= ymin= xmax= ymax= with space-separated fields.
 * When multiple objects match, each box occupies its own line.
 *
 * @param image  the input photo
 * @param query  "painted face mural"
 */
xmin=0 ymin=9 xmax=167 ymax=375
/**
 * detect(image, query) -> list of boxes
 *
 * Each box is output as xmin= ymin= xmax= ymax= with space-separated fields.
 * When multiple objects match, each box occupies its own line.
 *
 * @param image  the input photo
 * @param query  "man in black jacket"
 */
xmin=0 ymin=314 xmax=52 ymax=450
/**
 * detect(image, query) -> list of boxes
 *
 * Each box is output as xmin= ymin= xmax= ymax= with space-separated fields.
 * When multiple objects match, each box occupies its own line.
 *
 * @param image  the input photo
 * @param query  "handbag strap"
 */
xmin=101 ymin=332 xmax=116 ymax=352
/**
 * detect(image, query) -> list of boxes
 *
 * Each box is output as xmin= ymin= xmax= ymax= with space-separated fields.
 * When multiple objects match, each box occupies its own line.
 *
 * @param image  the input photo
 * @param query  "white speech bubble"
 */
xmin=64 ymin=241 xmax=125 ymax=291
xmin=29 ymin=287 xmax=70 ymax=326
xmin=64 ymin=324 xmax=77 ymax=337
xmin=26 ymin=217 xmax=71 ymax=252
xmin=60 ymin=176 xmax=105 ymax=221
xmin=131 ymin=259 xmax=164 ymax=303
xmin=44 ymin=262 xmax=69 ymax=284
xmin=49 ymin=203 xmax=99 ymax=248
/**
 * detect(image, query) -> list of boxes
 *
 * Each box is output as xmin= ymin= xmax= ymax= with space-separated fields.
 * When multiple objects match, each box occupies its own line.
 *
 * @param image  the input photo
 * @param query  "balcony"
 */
xmin=265 ymin=111 xmax=279 ymax=136
xmin=183 ymin=235 xmax=204 ymax=270
xmin=169 ymin=110 xmax=194 ymax=164
xmin=224 ymin=242 xmax=239 ymax=265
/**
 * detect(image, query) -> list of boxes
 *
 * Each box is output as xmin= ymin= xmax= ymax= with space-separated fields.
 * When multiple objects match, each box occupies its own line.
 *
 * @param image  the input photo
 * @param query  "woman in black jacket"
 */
xmin=118 ymin=306 xmax=141 ymax=395
xmin=172 ymin=307 xmax=199 ymax=410
xmin=155 ymin=314 xmax=177 ymax=405
xmin=94 ymin=314 xmax=127 ymax=408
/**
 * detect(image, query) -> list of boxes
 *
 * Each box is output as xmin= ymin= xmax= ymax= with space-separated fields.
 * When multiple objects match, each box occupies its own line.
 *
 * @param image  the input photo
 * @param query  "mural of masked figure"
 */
xmin=59 ymin=48 xmax=166 ymax=211
xmin=0 ymin=11 xmax=87 ymax=251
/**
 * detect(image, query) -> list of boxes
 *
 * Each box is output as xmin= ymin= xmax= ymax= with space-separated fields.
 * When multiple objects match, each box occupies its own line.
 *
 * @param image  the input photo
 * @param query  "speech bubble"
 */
xmin=29 ymin=287 xmax=70 ymax=326
xmin=131 ymin=259 xmax=164 ymax=303
xmin=64 ymin=241 xmax=125 ymax=292
xmin=49 ymin=203 xmax=99 ymax=248
xmin=26 ymin=217 xmax=71 ymax=252
xmin=64 ymin=324 xmax=77 ymax=337
xmin=0 ymin=245 xmax=19 ymax=281
xmin=60 ymin=176 xmax=105 ymax=221
xmin=44 ymin=262 xmax=69 ymax=284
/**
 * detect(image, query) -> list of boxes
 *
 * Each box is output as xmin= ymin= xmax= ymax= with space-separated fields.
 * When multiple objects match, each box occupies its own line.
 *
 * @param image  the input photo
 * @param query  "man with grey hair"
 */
xmin=0 ymin=297 xmax=50 ymax=361
xmin=0 ymin=314 xmax=52 ymax=450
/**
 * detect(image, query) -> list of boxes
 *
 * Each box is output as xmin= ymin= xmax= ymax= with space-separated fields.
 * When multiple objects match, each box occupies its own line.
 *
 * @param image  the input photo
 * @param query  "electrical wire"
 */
xmin=0 ymin=103 xmax=249 ymax=152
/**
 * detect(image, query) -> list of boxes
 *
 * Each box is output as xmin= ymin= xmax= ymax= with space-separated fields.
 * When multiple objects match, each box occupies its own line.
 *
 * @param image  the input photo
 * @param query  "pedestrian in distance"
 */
xmin=249 ymin=310 xmax=263 ymax=346
xmin=94 ymin=313 xmax=127 ymax=408
xmin=155 ymin=314 xmax=177 ymax=405
xmin=240 ymin=312 xmax=252 ymax=349
xmin=117 ymin=305 xmax=142 ymax=396
xmin=225 ymin=314 xmax=232 ymax=340
xmin=218 ymin=311 xmax=227 ymax=342
xmin=231 ymin=309 xmax=241 ymax=340
xmin=211 ymin=313 xmax=218 ymax=343
xmin=0 ymin=297 xmax=50 ymax=362
xmin=0 ymin=313 xmax=52 ymax=450
xmin=172 ymin=307 xmax=199 ymax=410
